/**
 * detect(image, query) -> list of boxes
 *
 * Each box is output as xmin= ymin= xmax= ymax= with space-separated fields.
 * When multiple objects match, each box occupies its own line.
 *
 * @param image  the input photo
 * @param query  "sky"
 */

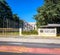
xmin=6 ymin=0 xmax=44 ymax=22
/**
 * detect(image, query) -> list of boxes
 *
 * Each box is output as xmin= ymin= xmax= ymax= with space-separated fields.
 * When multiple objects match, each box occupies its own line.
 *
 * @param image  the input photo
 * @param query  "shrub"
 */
xmin=22 ymin=30 xmax=38 ymax=35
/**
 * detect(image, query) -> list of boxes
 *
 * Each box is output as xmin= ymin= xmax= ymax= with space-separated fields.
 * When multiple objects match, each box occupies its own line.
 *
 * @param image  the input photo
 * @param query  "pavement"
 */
xmin=0 ymin=36 xmax=60 ymax=55
xmin=0 ymin=35 xmax=60 ymax=39
xmin=0 ymin=41 xmax=60 ymax=55
xmin=0 ymin=37 xmax=60 ymax=44
xmin=0 ymin=52 xmax=54 ymax=55
xmin=0 ymin=45 xmax=60 ymax=54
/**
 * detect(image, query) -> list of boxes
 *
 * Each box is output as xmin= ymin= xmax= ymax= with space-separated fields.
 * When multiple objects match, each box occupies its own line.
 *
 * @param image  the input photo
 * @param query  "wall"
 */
xmin=38 ymin=28 xmax=57 ymax=36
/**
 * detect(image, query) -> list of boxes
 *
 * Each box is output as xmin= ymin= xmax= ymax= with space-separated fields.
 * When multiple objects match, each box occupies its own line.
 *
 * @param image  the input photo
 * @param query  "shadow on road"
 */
xmin=0 ymin=52 xmax=53 ymax=55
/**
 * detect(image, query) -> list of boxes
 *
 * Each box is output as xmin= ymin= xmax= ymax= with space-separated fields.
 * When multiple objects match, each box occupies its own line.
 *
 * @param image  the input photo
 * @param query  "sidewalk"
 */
xmin=0 ymin=34 xmax=60 ymax=39
xmin=0 ymin=37 xmax=60 ymax=44
xmin=20 ymin=35 xmax=60 ymax=39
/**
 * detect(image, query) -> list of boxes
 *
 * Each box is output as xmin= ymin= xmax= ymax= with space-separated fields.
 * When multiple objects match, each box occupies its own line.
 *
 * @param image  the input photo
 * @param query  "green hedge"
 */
xmin=22 ymin=30 xmax=38 ymax=35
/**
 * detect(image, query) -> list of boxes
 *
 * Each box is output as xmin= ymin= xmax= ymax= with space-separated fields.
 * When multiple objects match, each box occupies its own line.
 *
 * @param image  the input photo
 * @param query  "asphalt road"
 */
xmin=0 ymin=41 xmax=60 ymax=48
xmin=0 ymin=52 xmax=53 ymax=55
xmin=0 ymin=41 xmax=60 ymax=55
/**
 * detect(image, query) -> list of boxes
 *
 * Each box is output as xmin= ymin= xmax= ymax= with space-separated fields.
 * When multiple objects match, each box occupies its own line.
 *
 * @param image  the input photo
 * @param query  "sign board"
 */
xmin=38 ymin=28 xmax=57 ymax=36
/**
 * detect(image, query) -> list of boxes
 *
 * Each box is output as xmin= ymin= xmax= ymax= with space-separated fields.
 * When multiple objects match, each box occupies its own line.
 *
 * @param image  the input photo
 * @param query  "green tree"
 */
xmin=34 ymin=0 xmax=60 ymax=28
xmin=0 ymin=0 xmax=13 ymax=28
xmin=13 ymin=14 xmax=19 ymax=22
xmin=13 ymin=14 xmax=24 ymax=28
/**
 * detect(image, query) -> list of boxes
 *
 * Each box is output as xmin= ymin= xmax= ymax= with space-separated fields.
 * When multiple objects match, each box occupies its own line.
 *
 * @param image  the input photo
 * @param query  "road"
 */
xmin=0 ymin=41 xmax=60 ymax=48
xmin=0 ymin=52 xmax=53 ymax=55
xmin=0 ymin=41 xmax=60 ymax=55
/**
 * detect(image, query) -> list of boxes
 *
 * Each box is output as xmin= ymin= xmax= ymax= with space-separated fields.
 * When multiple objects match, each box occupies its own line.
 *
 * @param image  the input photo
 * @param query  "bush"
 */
xmin=22 ymin=30 xmax=38 ymax=35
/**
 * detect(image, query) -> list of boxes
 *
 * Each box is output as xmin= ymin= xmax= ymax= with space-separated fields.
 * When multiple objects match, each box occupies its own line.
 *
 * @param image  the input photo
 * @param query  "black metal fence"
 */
xmin=0 ymin=28 xmax=19 ymax=32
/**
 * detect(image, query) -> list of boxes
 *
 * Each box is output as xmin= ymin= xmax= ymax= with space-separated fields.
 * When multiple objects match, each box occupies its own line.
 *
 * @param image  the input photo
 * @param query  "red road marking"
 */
xmin=0 ymin=45 xmax=60 ymax=54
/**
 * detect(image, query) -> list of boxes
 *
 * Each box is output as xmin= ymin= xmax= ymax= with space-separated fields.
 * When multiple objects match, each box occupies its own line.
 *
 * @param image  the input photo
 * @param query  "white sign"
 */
xmin=38 ymin=28 xmax=57 ymax=36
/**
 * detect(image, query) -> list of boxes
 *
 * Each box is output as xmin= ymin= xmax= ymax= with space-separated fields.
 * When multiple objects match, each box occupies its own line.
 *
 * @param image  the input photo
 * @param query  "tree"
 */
xmin=13 ymin=14 xmax=19 ymax=22
xmin=13 ymin=14 xmax=24 ymax=28
xmin=34 ymin=0 xmax=60 ymax=28
xmin=0 ymin=0 xmax=13 ymax=28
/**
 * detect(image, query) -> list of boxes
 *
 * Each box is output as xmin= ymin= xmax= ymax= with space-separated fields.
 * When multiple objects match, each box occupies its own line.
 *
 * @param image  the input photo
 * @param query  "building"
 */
xmin=22 ymin=21 xmax=34 ymax=31
xmin=22 ymin=22 xmax=37 ymax=31
xmin=28 ymin=22 xmax=37 ymax=30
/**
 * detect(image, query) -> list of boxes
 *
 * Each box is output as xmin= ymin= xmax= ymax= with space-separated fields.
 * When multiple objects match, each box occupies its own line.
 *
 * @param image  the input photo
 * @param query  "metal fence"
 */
xmin=0 ymin=28 xmax=19 ymax=36
xmin=0 ymin=28 xmax=19 ymax=32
